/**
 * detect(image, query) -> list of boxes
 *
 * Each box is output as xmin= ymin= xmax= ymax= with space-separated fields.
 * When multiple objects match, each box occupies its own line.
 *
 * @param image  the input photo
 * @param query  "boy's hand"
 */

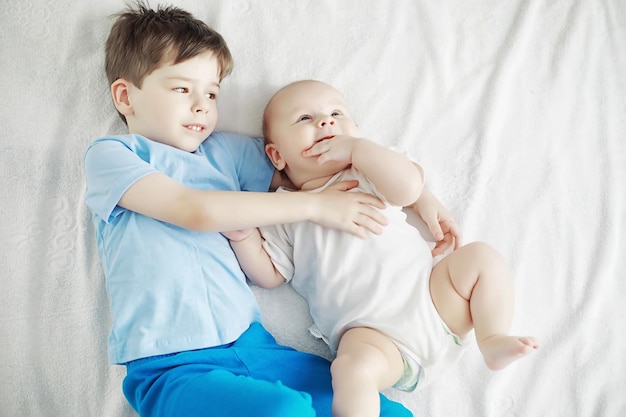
xmin=222 ymin=228 xmax=255 ymax=242
xmin=312 ymin=179 xmax=388 ymax=239
xmin=302 ymin=135 xmax=359 ymax=165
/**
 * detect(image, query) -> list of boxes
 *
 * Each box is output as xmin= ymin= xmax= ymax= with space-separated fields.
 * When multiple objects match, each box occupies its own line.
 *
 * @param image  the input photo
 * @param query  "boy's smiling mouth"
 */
xmin=184 ymin=124 xmax=205 ymax=132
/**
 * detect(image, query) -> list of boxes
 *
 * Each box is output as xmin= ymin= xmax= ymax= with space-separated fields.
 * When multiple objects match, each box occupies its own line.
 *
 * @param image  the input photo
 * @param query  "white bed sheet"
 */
xmin=1 ymin=1 xmax=625 ymax=416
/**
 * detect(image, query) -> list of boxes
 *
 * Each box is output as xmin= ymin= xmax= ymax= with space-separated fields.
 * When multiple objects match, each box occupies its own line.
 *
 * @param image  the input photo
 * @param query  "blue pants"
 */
xmin=123 ymin=322 xmax=412 ymax=417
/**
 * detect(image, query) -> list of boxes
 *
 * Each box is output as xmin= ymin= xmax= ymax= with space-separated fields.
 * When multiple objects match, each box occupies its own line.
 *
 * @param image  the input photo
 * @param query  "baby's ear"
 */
xmin=110 ymin=79 xmax=134 ymax=116
xmin=265 ymin=143 xmax=286 ymax=170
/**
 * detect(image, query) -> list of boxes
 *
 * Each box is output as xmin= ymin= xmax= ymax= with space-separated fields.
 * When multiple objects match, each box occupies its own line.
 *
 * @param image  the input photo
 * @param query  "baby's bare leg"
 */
xmin=430 ymin=242 xmax=539 ymax=370
xmin=330 ymin=327 xmax=404 ymax=417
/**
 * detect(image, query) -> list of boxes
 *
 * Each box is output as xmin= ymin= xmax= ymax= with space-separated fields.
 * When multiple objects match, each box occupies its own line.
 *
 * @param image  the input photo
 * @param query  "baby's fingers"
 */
xmin=431 ymin=232 xmax=454 ymax=256
xmin=302 ymin=141 xmax=329 ymax=157
xmin=426 ymin=217 xmax=444 ymax=241
xmin=446 ymin=220 xmax=463 ymax=248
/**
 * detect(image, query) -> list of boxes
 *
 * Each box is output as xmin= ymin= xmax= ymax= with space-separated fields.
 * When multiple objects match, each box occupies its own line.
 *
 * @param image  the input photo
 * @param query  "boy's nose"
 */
xmin=192 ymin=94 xmax=211 ymax=114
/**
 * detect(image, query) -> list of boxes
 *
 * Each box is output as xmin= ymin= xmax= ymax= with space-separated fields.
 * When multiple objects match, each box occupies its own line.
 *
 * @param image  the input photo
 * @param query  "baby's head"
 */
xmin=263 ymin=80 xmax=360 ymax=189
xmin=105 ymin=3 xmax=233 ymax=124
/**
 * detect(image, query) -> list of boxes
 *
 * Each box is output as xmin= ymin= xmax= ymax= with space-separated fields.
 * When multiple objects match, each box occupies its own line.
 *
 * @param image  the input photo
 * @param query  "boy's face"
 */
xmin=265 ymin=81 xmax=360 ymax=189
xmin=122 ymin=51 xmax=221 ymax=152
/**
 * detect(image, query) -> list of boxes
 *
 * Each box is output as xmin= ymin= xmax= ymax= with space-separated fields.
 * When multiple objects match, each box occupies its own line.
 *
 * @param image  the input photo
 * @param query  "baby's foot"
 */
xmin=480 ymin=335 xmax=539 ymax=370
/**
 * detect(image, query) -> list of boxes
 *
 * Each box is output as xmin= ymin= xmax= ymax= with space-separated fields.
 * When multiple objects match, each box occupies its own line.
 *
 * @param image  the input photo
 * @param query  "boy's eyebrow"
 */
xmin=166 ymin=76 xmax=221 ymax=88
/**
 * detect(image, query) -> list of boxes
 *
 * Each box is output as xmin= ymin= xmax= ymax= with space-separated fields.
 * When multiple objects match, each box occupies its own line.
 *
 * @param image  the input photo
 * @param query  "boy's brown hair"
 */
xmin=105 ymin=2 xmax=233 ymax=123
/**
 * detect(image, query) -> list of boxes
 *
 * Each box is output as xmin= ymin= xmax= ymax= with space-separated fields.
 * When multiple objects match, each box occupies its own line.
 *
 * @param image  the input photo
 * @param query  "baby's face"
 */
xmin=264 ymin=81 xmax=360 ymax=188
xmin=123 ymin=51 xmax=221 ymax=152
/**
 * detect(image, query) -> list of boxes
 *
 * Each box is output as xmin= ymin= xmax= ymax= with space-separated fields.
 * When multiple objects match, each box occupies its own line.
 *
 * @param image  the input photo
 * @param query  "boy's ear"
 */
xmin=111 ymin=79 xmax=134 ymax=116
xmin=265 ymin=143 xmax=286 ymax=170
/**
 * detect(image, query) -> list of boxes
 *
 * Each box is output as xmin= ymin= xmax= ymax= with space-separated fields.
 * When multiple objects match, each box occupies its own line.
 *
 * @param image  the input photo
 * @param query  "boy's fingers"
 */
xmin=350 ymin=225 xmax=368 ymax=240
xmin=361 ymin=203 xmax=388 ymax=226
xmin=357 ymin=193 xmax=386 ymax=210
xmin=354 ymin=215 xmax=383 ymax=237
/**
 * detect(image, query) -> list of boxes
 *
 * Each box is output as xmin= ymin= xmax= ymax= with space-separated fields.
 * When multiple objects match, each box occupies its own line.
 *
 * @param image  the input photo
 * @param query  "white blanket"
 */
xmin=2 ymin=1 xmax=625 ymax=416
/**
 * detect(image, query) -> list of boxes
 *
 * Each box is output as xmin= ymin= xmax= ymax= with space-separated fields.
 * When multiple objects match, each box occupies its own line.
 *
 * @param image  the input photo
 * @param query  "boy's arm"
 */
xmin=224 ymin=228 xmax=286 ymax=289
xmin=118 ymin=171 xmax=388 ymax=237
xmin=304 ymin=136 xmax=424 ymax=207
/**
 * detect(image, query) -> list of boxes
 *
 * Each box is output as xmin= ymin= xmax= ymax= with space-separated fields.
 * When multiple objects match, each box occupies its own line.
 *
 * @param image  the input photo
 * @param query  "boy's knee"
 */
xmin=261 ymin=384 xmax=315 ymax=417
xmin=164 ymin=369 xmax=316 ymax=417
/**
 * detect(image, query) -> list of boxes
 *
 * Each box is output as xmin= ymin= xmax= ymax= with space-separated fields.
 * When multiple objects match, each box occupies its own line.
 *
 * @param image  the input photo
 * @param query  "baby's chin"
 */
xmin=298 ymin=163 xmax=352 ymax=191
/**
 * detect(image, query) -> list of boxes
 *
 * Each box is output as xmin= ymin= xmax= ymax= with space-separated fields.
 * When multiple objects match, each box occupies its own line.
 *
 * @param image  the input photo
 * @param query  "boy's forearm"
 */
xmin=186 ymin=190 xmax=319 ymax=232
xmin=118 ymin=171 xmax=385 ymax=236
xmin=123 ymin=173 xmax=319 ymax=232
xmin=351 ymin=139 xmax=424 ymax=207
xmin=229 ymin=229 xmax=285 ymax=288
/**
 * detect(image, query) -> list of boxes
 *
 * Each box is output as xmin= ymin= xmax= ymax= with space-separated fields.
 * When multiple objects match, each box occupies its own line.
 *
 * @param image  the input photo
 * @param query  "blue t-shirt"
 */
xmin=84 ymin=132 xmax=274 ymax=364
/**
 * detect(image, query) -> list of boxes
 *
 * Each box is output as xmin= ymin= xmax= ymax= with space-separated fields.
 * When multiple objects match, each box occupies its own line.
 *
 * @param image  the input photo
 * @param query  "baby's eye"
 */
xmin=331 ymin=111 xmax=342 ymax=117
xmin=297 ymin=115 xmax=312 ymax=122
xmin=206 ymin=92 xmax=217 ymax=100
xmin=173 ymin=87 xmax=188 ymax=93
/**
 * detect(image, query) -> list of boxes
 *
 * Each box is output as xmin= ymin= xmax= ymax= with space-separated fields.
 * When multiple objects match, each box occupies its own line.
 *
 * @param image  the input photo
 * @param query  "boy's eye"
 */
xmin=173 ymin=87 xmax=188 ymax=93
xmin=206 ymin=92 xmax=217 ymax=100
xmin=331 ymin=111 xmax=341 ymax=117
xmin=297 ymin=115 xmax=312 ymax=122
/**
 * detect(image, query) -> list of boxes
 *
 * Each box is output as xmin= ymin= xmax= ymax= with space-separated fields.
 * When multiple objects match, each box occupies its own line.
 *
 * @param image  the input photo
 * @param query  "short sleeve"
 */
xmin=84 ymin=139 xmax=155 ymax=223
xmin=215 ymin=133 xmax=274 ymax=192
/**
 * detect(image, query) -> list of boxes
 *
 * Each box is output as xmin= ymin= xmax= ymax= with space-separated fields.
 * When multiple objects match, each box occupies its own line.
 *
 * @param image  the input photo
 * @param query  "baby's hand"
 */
xmin=302 ymin=135 xmax=358 ymax=165
xmin=221 ymin=229 xmax=255 ymax=242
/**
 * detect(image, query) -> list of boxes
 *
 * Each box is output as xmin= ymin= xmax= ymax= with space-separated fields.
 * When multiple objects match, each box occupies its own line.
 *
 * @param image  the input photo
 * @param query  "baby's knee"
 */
xmin=330 ymin=353 xmax=376 ymax=386
xmin=330 ymin=354 xmax=358 ymax=379
xmin=464 ymin=242 xmax=507 ymax=269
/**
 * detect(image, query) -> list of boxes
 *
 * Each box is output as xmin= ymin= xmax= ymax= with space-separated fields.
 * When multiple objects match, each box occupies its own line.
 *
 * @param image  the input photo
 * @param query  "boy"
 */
xmin=225 ymin=80 xmax=539 ymax=417
xmin=84 ymin=4 xmax=415 ymax=417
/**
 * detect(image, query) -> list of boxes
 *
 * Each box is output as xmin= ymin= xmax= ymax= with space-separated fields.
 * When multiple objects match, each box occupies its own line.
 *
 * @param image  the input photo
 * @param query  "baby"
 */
xmin=226 ymin=80 xmax=539 ymax=417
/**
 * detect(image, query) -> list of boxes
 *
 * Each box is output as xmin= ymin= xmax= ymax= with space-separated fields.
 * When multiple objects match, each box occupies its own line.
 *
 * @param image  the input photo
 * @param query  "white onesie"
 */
xmin=259 ymin=167 xmax=467 ymax=389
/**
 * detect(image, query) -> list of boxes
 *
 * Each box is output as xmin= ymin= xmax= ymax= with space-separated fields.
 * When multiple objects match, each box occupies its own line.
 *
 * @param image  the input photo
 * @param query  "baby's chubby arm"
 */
xmin=303 ymin=136 xmax=424 ymax=207
xmin=305 ymin=136 xmax=461 ymax=255
xmin=411 ymin=188 xmax=462 ymax=256
xmin=223 ymin=228 xmax=286 ymax=289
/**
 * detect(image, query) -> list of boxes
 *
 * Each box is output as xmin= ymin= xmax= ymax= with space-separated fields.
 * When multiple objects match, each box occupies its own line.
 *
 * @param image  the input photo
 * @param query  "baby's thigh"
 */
xmin=429 ymin=244 xmax=485 ymax=336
